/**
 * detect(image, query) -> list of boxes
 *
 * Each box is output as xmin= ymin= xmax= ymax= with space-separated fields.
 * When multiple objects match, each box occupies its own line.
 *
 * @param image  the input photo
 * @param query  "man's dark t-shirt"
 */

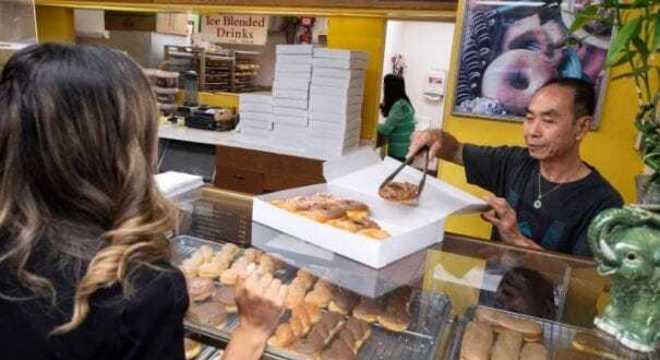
xmin=463 ymin=145 xmax=623 ymax=257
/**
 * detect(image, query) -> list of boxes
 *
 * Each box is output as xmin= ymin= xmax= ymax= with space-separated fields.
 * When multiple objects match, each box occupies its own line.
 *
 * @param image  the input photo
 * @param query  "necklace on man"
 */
xmin=534 ymin=170 xmax=563 ymax=209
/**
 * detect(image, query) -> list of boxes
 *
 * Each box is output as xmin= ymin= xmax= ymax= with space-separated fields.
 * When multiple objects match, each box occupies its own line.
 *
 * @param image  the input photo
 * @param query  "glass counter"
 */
xmin=174 ymin=187 xmax=658 ymax=359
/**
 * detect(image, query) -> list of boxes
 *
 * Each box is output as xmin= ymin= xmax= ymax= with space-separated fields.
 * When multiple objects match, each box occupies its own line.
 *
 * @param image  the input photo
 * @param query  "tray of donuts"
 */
xmin=449 ymin=305 xmax=656 ymax=360
xmin=173 ymin=235 xmax=290 ymax=336
xmin=266 ymin=281 xmax=452 ymax=360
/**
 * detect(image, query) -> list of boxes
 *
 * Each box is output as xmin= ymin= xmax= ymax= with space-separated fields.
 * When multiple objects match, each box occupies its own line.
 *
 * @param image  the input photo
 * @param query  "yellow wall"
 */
xmin=35 ymin=6 xmax=75 ymax=43
xmin=327 ymin=17 xmax=386 ymax=140
xmin=441 ymin=0 xmax=645 ymax=239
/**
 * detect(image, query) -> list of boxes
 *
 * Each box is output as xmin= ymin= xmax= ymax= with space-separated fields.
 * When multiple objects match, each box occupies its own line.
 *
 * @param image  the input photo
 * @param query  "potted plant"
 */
xmin=573 ymin=1 xmax=660 ymax=353
xmin=571 ymin=0 xmax=659 ymax=205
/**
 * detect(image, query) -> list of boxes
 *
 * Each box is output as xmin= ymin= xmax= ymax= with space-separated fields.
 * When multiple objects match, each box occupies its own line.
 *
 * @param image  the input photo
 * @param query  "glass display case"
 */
xmin=0 ymin=0 xmax=37 ymax=68
xmin=174 ymin=187 xmax=659 ymax=359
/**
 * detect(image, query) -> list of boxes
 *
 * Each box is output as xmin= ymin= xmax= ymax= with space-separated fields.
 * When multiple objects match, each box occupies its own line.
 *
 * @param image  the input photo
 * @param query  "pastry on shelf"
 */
xmin=304 ymin=280 xmax=335 ymax=309
xmin=212 ymin=286 xmax=237 ymax=313
xmin=186 ymin=301 xmax=227 ymax=329
xmin=353 ymin=297 xmax=385 ymax=323
xmin=475 ymin=307 xmax=543 ymax=342
xmin=491 ymin=329 xmax=524 ymax=360
xmin=268 ymin=323 xmax=296 ymax=347
xmin=187 ymin=277 xmax=215 ymax=302
xmin=520 ymin=342 xmax=548 ymax=360
xmin=460 ymin=321 xmax=494 ymax=360
xmin=328 ymin=288 xmax=360 ymax=315
xmin=184 ymin=338 xmax=202 ymax=360
xmin=377 ymin=286 xmax=413 ymax=332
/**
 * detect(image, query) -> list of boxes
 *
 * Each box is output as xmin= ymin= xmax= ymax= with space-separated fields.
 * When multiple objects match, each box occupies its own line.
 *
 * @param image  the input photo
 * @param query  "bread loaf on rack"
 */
xmin=377 ymin=286 xmax=413 ymax=332
xmin=352 ymin=297 xmax=385 ymax=323
xmin=459 ymin=321 xmax=493 ymax=360
xmin=304 ymin=280 xmax=334 ymax=309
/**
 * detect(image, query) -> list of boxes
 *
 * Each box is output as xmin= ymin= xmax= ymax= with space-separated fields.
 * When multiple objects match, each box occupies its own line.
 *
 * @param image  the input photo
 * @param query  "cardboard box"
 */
xmin=312 ymin=75 xmax=364 ymax=89
xmin=310 ymin=93 xmax=363 ymax=109
xmin=312 ymin=57 xmax=368 ymax=70
xmin=273 ymin=79 xmax=310 ymax=91
xmin=253 ymin=149 xmax=487 ymax=268
xmin=241 ymin=125 xmax=273 ymax=138
xmin=276 ymin=44 xmax=314 ymax=55
xmin=309 ymin=118 xmax=361 ymax=137
xmin=313 ymin=48 xmax=369 ymax=62
xmin=275 ymin=71 xmax=312 ymax=82
xmin=313 ymin=67 xmax=365 ymax=80
xmin=240 ymin=102 xmax=273 ymax=113
xmin=310 ymin=84 xmax=363 ymax=97
xmin=310 ymin=99 xmax=362 ymax=116
xmin=274 ymin=96 xmax=308 ymax=110
xmin=276 ymin=55 xmax=313 ymax=65
xmin=309 ymin=110 xmax=363 ymax=124
xmin=274 ymin=63 xmax=312 ymax=74
xmin=275 ymin=114 xmax=309 ymax=127
xmin=240 ymin=111 xmax=273 ymax=122
xmin=252 ymin=222 xmax=428 ymax=298
xmin=273 ymin=88 xmax=309 ymax=100
xmin=240 ymin=92 xmax=273 ymax=105
xmin=274 ymin=106 xmax=308 ymax=118
xmin=241 ymin=119 xmax=273 ymax=130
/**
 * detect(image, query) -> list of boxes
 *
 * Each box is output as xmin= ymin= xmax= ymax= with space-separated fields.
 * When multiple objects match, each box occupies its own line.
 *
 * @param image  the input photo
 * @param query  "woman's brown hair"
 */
xmin=0 ymin=44 xmax=178 ymax=333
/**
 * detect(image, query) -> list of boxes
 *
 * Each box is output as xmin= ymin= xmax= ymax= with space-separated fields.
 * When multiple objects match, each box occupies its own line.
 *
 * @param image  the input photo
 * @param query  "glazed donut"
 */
xmin=187 ymin=277 xmax=215 ymax=302
xmin=482 ymin=49 xmax=556 ymax=115
xmin=379 ymin=181 xmax=419 ymax=204
xmin=357 ymin=228 xmax=390 ymax=240
xmin=334 ymin=199 xmax=370 ymax=216
xmin=298 ymin=203 xmax=346 ymax=223
xmin=327 ymin=217 xmax=364 ymax=232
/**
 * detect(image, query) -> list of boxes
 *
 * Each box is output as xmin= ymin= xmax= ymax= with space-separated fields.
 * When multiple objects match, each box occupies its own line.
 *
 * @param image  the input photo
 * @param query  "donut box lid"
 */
xmin=252 ymin=149 xmax=488 ymax=268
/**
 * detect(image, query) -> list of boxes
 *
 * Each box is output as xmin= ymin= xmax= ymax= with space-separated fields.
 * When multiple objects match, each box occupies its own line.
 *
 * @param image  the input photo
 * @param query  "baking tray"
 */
xmin=447 ymin=305 xmax=658 ymax=360
xmin=171 ymin=235 xmax=453 ymax=360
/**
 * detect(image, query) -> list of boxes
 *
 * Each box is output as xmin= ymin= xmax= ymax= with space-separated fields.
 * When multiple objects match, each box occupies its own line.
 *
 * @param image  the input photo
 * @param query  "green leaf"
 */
xmin=607 ymin=18 xmax=642 ymax=66
xmin=606 ymin=50 xmax=633 ymax=67
xmin=570 ymin=5 xmax=600 ymax=33
xmin=632 ymin=36 xmax=650 ymax=59
xmin=653 ymin=13 xmax=660 ymax=52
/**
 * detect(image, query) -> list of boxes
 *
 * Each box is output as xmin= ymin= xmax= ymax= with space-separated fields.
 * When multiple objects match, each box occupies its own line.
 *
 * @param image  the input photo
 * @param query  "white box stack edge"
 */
xmin=309 ymin=48 xmax=368 ymax=158
xmin=272 ymin=45 xmax=313 ymax=147
xmin=239 ymin=92 xmax=274 ymax=138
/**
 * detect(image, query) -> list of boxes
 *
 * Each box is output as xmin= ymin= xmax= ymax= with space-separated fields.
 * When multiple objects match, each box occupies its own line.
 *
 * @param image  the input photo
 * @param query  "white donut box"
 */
xmin=252 ymin=149 xmax=488 ymax=268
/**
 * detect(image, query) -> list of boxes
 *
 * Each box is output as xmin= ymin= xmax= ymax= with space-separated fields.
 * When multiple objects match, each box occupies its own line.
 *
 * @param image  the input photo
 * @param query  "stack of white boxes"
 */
xmin=239 ymin=92 xmax=274 ymax=139
xmin=309 ymin=48 xmax=368 ymax=158
xmin=272 ymin=45 xmax=313 ymax=148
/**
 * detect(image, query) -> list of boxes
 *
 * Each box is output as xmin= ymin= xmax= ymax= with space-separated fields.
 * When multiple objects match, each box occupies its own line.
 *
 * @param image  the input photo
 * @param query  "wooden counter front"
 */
xmin=215 ymin=144 xmax=324 ymax=194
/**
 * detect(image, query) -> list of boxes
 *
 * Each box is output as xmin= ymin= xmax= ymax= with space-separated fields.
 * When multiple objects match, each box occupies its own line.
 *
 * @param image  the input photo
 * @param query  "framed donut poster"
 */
xmin=452 ymin=0 xmax=612 ymax=126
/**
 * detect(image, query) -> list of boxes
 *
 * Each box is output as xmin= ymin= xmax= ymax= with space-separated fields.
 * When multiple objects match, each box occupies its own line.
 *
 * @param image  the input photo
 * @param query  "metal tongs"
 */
xmin=379 ymin=145 xmax=431 ymax=202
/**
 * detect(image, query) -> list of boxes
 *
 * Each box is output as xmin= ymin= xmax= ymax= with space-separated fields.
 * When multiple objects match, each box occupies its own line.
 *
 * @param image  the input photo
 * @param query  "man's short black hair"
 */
xmin=539 ymin=77 xmax=596 ymax=118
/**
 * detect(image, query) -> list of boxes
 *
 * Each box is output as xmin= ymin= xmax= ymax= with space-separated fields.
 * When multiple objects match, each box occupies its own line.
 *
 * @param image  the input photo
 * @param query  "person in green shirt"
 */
xmin=378 ymin=74 xmax=416 ymax=161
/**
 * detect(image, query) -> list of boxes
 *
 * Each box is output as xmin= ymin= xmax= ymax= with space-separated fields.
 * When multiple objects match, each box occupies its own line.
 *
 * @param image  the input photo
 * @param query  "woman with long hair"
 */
xmin=378 ymin=74 xmax=415 ymax=161
xmin=0 ymin=43 xmax=285 ymax=359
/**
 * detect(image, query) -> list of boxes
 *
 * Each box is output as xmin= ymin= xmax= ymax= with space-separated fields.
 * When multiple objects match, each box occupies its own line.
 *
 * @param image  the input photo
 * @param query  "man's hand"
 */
xmin=408 ymin=129 xmax=463 ymax=165
xmin=408 ymin=129 xmax=444 ymax=159
xmin=481 ymin=196 xmax=543 ymax=250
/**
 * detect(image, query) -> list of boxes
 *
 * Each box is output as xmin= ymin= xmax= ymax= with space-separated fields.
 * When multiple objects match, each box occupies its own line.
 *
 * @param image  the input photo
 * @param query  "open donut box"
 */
xmin=252 ymin=149 xmax=488 ymax=269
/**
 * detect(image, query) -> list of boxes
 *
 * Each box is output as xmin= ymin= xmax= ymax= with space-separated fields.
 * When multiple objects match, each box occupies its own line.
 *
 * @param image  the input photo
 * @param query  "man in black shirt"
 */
xmin=409 ymin=78 xmax=623 ymax=257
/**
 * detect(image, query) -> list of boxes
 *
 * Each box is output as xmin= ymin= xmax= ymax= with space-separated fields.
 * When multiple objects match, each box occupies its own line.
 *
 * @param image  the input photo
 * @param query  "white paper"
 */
xmin=275 ymin=115 xmax=309 ymax=127
xmin=274 ymin=63 xmax=312 ymax=74
xmin=155 ymin=171 xmax=204 ymax=198
xmin=310 ymin=84 xmax=363 ymax=97
xmin=273 ymin=79 xmax=310 ymax=91
xmin=240 ymin=119 xmax=273 ymax=130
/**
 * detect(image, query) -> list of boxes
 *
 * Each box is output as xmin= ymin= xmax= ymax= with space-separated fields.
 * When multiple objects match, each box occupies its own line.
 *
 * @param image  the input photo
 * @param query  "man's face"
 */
xmin=524 ymin=85 xmax=588 ymax=161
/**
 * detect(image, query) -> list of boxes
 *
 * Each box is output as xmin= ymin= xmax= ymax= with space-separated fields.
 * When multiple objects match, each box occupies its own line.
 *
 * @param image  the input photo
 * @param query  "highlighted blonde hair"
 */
xmin=0 ymin=44 xmax=177 ymax=334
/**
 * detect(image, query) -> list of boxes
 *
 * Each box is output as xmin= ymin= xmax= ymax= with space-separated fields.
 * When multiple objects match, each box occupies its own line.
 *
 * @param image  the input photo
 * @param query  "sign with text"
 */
xmin=201 ymin=15 xmax=269 ymax=45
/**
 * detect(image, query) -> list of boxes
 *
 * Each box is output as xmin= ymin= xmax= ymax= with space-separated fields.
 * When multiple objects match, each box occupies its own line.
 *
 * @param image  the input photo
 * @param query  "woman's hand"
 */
xmin=223 ymin=272 xmax=288 ymax=360
xmin=236 ymin=272 xmax=287 ymax=337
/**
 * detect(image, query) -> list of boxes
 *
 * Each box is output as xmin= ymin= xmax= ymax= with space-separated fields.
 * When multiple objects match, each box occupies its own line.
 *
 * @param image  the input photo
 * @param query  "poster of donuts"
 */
xmin=453 ymin=0 xmax=613 ymax=125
